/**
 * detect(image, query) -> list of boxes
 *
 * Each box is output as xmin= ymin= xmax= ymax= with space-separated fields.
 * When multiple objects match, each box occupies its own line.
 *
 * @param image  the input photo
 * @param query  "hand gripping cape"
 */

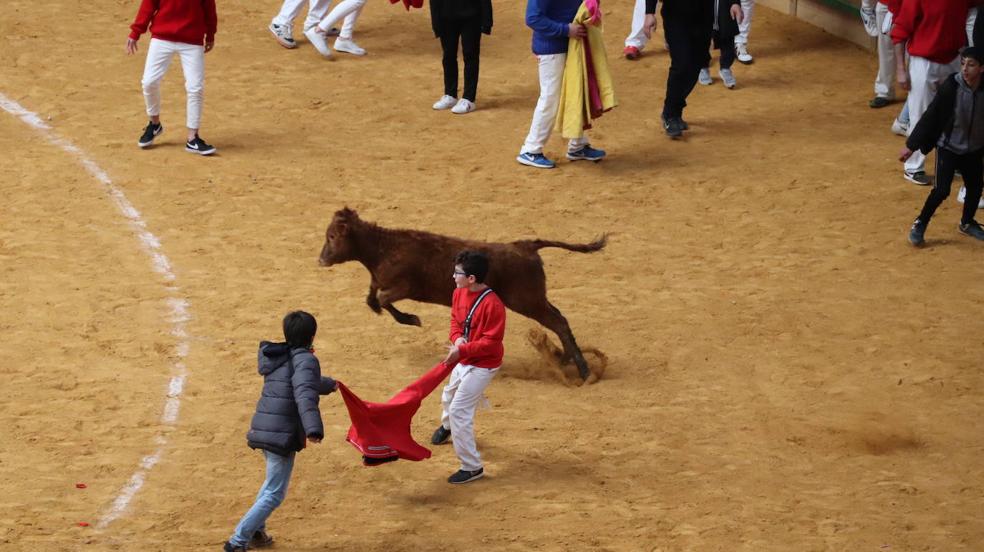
xmin=337 ymin=361 xmax=454 ymax=466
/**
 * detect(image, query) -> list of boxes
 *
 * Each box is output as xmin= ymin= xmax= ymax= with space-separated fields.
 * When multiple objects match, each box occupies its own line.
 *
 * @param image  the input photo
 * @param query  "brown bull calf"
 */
xmin=318 ymin=208 xmax=606 ymax=381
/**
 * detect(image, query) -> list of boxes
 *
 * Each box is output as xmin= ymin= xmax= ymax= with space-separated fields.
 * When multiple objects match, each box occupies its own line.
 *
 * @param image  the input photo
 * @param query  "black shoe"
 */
xmin=222 ymin=542 xmax=247 ymax=552
xmin=430 ymin=425 xmax=451 ymax=445
xmin=869 ymin=96 xmax=891 ymax=108
xmin=959 ymin=220 xmax=984 ymax=241
xmin=186 ymin=134 xmax=216 ymax=155
xmin=448 ymin=467 xmax=484 ymax=484
xmin=137 ymin=121 xmax=163 ymax=148
xmin=662 ymin=116 xmax=684 ymax=139
xmin=908 ymin=219 xmax=926 ymax=247
xmin=680 ymin=118 xmax=689 ymax=131
xmin=248 ymin=530 xmax=274 ymax=549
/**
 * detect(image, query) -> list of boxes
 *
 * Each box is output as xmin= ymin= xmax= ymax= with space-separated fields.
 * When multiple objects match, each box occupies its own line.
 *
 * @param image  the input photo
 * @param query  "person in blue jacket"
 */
xmin=516 ymin=0 xmax=607 ymax=169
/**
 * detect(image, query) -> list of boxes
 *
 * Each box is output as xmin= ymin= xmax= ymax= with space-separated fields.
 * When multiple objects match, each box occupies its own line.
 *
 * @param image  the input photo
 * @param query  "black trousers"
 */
xmin=439 ymin=16 xmax=482 ymax=102
xmin=662 ymin=15 xmax=712 ymax=119
xmin=712 ymin=28 xmax=736 ymax=69
xmin=917 ymin=148 xmax=984 ymax=226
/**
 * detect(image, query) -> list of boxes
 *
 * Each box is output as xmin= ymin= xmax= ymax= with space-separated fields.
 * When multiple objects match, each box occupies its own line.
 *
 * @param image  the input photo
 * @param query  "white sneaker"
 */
xmin=334 ymin=37 xmax=366 ymax=56
xmin=719 ymin=68 xmax=736 ymax=89
xmin=860 ymin=7 xmax=878 ymax=37
xmin=432 ymin=95 xmax=458 ymax=110
xmin=304 ymin=27 xmax=332 ymax=58
xmin=735 ymin=42 xmax=754 ymax=64
xmin=891 ymin=118 xmax=908 ymax=136
xmin=698 ymin=68 xmax=713 ymax=85
xmin=451 ymin=98 xmax=476 ymax=114
xmin=269 ymin=22 xmax=297 ymax=49
xmin=957 ymin=186 xmax=984 ymax=208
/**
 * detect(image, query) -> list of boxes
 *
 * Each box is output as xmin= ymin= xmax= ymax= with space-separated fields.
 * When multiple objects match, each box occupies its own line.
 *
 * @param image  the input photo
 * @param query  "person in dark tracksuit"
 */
xmin=430 ymin=0 xmax=493 ymax=115
xmin=641 ymin=0 xmax=742 ymax=138
xmin=904 ymin=46 xmax=984 ymax=246
xmin=224 ymin=311 xmax=337 ymax=552
xmin=697 ymin=0 xmax=741 ymax=89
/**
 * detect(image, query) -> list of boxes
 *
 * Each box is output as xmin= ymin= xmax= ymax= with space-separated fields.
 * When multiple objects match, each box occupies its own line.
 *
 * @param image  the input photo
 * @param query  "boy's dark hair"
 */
xmin=283 ymin=310 xmax=318 ymax=348
xmin=454 ymin=250 xmax=490 ymax=283
xmin=962 ymin=46 xmax=984 ymax=65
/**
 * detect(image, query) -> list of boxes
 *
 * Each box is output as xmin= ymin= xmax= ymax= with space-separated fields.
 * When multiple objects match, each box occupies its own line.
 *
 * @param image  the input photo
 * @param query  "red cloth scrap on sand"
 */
xmin=337 ymin=362 xmax=453 ymax=465
xmin=389 ymin=0 xmax=423 ymax=10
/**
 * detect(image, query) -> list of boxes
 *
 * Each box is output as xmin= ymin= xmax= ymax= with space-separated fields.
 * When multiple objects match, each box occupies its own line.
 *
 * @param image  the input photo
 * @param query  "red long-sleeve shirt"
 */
xmin=891 ymin=0 xmax=968 ymax=64
xmin=129 ymin=0 xmax=217 ymax=46
xmin=449 ymin=287 xmax=506 ymax=368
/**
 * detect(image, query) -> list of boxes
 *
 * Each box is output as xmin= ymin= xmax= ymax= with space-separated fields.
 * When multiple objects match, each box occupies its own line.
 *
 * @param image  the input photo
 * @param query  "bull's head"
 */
xmin=318 ymin=207 xmax=358 ymax=266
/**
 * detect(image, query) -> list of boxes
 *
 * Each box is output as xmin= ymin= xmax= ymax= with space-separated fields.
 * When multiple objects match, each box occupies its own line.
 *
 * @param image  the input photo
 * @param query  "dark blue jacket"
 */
xmin=525 ymin=0 xmax=580 ymax=55
xmin=246 ymin=342 xmax=336 ymax=457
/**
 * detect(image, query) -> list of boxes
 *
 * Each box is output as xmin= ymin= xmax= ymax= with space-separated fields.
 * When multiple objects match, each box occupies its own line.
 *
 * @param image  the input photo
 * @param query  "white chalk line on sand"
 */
xmin=0 ymin=92 xmax=190 ymax=530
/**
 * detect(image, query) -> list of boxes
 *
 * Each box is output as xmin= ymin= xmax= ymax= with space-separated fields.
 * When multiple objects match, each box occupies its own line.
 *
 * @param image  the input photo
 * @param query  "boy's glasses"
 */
xmin=453 ymin=271 xmax=467 ymax=277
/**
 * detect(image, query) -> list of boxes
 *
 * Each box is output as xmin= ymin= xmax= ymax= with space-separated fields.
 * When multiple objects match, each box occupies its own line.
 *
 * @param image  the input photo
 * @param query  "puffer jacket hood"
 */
xmin=258 ymin=341 xmax=292 ymax=375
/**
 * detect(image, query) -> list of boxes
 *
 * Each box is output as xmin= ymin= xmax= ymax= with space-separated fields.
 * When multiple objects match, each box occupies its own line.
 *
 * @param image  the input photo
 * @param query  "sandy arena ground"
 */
xmin=1 ymin=0 xmax=983 ymax=550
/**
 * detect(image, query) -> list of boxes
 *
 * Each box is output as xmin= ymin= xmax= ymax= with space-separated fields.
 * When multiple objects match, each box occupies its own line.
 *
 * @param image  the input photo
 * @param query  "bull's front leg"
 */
xmin=376 ymin=286 xmax=421 ymax=327
xmin=366 ymin=283 xmax=382 ymax=314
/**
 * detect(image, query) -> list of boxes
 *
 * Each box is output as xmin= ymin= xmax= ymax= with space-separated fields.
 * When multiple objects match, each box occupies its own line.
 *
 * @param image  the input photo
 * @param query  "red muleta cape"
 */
xmin=337 ymin=362 xmax=453 ymax=465
xmin=389 ymin=0 xmax=423 ymax=10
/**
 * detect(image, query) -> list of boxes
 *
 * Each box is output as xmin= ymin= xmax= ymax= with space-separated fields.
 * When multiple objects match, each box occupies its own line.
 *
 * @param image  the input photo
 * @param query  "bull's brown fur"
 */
xmin=318 ymin=207 xmax=606 ymax=380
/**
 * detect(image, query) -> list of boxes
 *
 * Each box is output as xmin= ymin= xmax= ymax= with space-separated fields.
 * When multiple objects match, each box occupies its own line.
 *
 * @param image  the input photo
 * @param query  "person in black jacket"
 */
xmin=903 ymin=47 xmax=984 ymax=246
xmin=697 ymin=0 xmax=742 ymax=89
xmin=641 ymin=0 xmax=742 ymax=138
xmin=430 ymin=0 xmax=492 ymax=114
xmin=224 ymin=311 xmax=337 ymax=552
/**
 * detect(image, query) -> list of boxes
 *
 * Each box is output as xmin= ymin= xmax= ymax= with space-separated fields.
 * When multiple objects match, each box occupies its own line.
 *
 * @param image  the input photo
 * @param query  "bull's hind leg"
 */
xmin=376 ymin=286 xmax=422 ymax=326
xmin=534 ymin=301 xmax=591 ymax=381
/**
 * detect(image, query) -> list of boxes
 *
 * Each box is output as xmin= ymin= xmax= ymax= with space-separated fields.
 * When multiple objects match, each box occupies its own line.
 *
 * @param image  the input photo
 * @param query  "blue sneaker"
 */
xmin=516 ymin=152 xmax=556 ymax=169
xmin=908 ymin=219 xmax=926 ymax=247
xmin=566 ymin=145 xmax=606 ymax=162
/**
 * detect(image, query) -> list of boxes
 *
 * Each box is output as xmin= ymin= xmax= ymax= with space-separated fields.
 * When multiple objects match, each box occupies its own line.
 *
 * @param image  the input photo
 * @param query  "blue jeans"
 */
xmin=229 ymin=450 xmax=295 ymax=546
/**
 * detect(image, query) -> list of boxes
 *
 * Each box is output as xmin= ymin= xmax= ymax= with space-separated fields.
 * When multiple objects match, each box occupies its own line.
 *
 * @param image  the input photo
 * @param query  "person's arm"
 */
xmin=456 ymin=301 xmax=505 ymax=361
xmin=126 ymin=0 xmax=159 ymax=53
xmin=204 ymin=0 xmax=217 ymax=51
xmin=291 ymin=356 xmax=326 ymax=440
xmin=903 ymin=78 xmax=955 ymax=157
xmin=894 ymin=42 xmax=910 ymax=91
xmin=525 ymin=0 xmax=571 ymax=38
xmin=643 ymin=0 xmax=659 ymax=38
xmin=729 ymin=0 xmax=743 ymax=24
xmin=318 ymin=375 xmax=337 ymax=395
xmin=449 ymin=290 xmax=465 ymax=345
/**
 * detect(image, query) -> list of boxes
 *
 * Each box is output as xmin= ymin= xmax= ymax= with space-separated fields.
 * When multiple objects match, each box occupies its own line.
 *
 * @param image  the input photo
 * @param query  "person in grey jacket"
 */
xmin=224 ymin=311 xmax=337 ymax=552
xmin=904 ymin=46 xmax=984 ymax=246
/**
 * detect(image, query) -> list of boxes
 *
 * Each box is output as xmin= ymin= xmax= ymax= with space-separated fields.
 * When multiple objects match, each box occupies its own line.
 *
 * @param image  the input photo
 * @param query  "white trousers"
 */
xmin=625 ymin=0 xmax=650 ymax=50
xmin=735 ymin=0 xmax=754 ymax=45
xmin=141 ymin=38 xmax=205 ymax=130
xmin=440 ymin=363 xmax=499 ymax=472
xmin=317 ymin=0 xmax=367 ymax=38
xmin=521 ymin=54 xmax=589 ymax=155
xmin=969 ymin=7 xmax=978 ymax=46
xmin=874 ymin=2 xmax=895 ymax=99
xmin=275 ymin=0 xmax=361 ymax=37
xmin=904 ymin=55 xmax=960 ymax=174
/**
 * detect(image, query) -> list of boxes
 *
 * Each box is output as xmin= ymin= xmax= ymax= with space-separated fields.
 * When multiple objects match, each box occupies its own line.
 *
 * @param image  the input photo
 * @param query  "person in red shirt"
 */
xmin=891 ymin=0 xmax=971 ymax=185
xmin=126 ymin=0 xmax=218 ymax=155
xmin=430 ymin=250 xmax=506 ymax=484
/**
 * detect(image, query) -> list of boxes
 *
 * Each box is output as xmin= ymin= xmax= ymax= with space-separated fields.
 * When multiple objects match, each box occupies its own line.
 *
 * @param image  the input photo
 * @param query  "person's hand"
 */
xmin=126 ymin=38 xmax=138 ymax=55
xmin=897 ymin=68 xmax=911 ymax=91
xmin=204 ymin=40 xmax=214 ymax=53
xmin=568 ymin=23 xmax=587 ymax=39
xmin=307 ymin=435 xmax=322 ymax=444
xmin=899 ymin=147 xmax=913 ymax=162
xmin=730 ymin=4 xmax=743 ymax=24
xmin=443 ymin=345 xmax=461 ymax=366
xmin=453 ymin=337 xmax=467 ymax=347
xmin=643 ymin=14 xmax=656 ymax=39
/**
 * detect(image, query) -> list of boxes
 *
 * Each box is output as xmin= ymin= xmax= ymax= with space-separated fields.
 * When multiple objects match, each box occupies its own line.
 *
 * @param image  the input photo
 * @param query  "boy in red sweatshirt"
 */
xmin=126 ymin=0 xmax=218 ymax=155
xmin=430 ymin=250 xmax=506 ymax=484
xmin=891 ymin=0 xmax=970 ymax=184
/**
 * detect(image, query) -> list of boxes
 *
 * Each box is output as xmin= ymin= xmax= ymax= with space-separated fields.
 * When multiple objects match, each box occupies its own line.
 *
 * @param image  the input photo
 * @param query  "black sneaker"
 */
xmin=869 ymin=96 xmax=891 ymax=108
xmin=185 ymin=134 xmax=216 ymax=156
xmin=662 ymin=116 xmax=684 ymax=139
xmin=447 ymin=467 xmax=484 ymax=484
xmin=430 ymin=425 xmax=451 ymax=445
xmin=222 ymin=542 xmax=247 ymax=552
xmin=959 ymin=220 xmax=984 ymax=241
xmin=137 ymin=121 xmax=163 ymax=148
xmin=248 ymin=530 xmax=274 ymax=549
xmin=680 ymin=118 xmax=689 ymax=131
xmin=908 ymin=219 xmax=926 ymax=247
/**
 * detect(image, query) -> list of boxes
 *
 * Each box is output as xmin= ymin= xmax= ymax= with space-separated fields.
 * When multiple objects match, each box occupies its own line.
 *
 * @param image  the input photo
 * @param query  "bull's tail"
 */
xmin=518 ymin=234 xmax=608 ymax=254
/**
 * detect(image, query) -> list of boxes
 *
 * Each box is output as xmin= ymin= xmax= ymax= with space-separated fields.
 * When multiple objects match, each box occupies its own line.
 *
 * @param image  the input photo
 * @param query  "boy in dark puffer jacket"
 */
xmin=224 ymin=311 xmax=337 ymax=552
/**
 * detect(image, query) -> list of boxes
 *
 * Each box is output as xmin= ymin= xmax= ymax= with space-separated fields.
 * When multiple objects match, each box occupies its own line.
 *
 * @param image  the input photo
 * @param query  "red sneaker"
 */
xmin=623 ymin=46 xmax=641 ymax=60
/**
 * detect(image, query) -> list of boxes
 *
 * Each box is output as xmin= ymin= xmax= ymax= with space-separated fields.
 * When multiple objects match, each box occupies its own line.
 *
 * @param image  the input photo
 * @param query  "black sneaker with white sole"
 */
xmin=959 ymin=220 xmax=984 ymax=241
xmin=431 ymin=425 xmax=451 ymax=445
xmin=185 ymin=134 xmax=216 ymax=155
xmin=448 ymin=468 xmax=484 ymax=484
xmin=137 ymin=121 xmax=163 ymax=148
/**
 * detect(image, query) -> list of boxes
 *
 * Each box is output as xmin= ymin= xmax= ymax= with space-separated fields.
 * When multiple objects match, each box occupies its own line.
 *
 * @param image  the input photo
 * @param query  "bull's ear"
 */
xmin=336 ymin=221 xmax=348 ymax=236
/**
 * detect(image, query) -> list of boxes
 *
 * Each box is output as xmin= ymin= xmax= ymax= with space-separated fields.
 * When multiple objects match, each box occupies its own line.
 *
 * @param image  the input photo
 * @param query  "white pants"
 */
xmin=141 ymin=38 xmax=205 ymax=130
xmin=735 ymin=0 xmax=754 ymax=45
xmin=520 ymin=54 xmax=589 ymax=155
xmin=317 ymin=0 xmax=367 ymax=38
xmin=624 ymin=0 xmax=650 ymax=50
xmin=275 ymin=0 xmax=361 ymax=37
xmin=440 ymin=363 xmax=499 ymax=472
xmin=874 ymin=2 xmax=895 ymax=99
xmin=969 ymin=7 xmax=978 ymax=46
xmin=904 ymin=55 xmax=960 ymax=174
